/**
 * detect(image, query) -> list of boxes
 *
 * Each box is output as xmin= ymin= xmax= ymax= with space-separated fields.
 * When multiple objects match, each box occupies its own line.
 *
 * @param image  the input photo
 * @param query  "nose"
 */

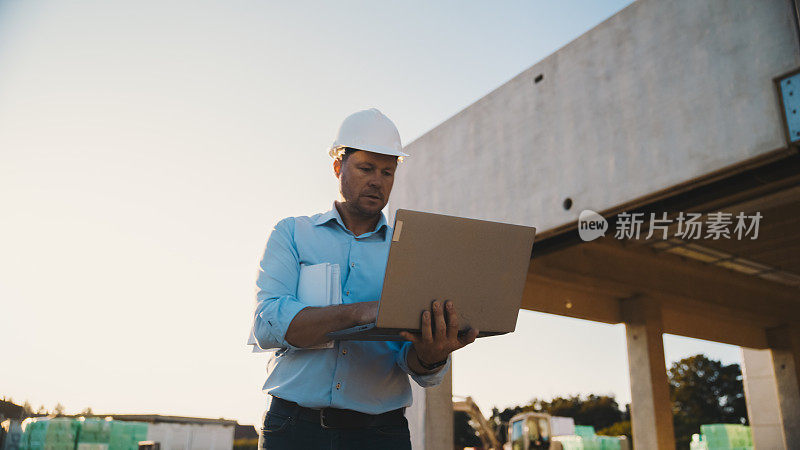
xmin=367 ymin=174 xmax=382 ymax=189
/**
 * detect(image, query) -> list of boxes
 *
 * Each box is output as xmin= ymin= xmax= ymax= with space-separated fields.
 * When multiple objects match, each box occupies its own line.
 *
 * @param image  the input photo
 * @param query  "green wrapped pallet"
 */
xmin=574 ymin=425 xmax=596 ymax=438
xmin=700 ymin=424 xmax=753 ymax=450
xmin=130 ymin=422 xmax=148 ymax=446
xmin=596 ymin=435 xmax=621 ymax=450
xmin=77 ymin=419 xmax=148 ymax=450
xmin=77 ymin=444 xmax=110 ymax=450
xmin=2 ymin=420 xmax=24 ymax=450
xmin=553 ymin=436 xmax=584 ymax=450
xmin=19 ymin=418 xmax=78 ymax=450
xmin=77 ymin=418 xmax=112 ymax=444
xmin=582 ymin=437 xmax=601 ymax=450
xmin=110 ymin=420 xmax=149 ymax=450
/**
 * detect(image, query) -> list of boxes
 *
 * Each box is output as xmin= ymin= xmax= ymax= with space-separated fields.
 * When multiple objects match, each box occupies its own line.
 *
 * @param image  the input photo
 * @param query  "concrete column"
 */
xmin=621 ymin=298 xmax=675 ymax=450
xmin=742 ymin=348 xmax=787 ymax=449
xmin=406 ymin=367 xmax=454 ymax=450
xmin=425 ymin=369 xmax=454 ymax=450
xmin=768 ymin=326 xmax=800 ymax=447
xmin=407 ymin=383 xmax=427 ymax=449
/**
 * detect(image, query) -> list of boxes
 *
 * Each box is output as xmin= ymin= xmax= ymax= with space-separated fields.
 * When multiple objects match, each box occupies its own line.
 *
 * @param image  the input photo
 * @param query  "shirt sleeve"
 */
xmin=395 ymin=342 xmax=451 ymax=388
xmin=252 ymin=218 xmax=308 ymax=350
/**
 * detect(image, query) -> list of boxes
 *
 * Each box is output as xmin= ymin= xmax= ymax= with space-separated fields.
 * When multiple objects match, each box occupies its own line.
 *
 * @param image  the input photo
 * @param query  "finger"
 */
xmin=458 ymin=328 xmax=479 ymax=347
xmin=432 ymin=301 xmax=447 ymax=341
xmin=421 ymin=310 xmax=433 ymax=343
xmin=399 ymin=331 xmax=419 ymax=345
xmin=445 ymin=301 xmax=460 ymax=340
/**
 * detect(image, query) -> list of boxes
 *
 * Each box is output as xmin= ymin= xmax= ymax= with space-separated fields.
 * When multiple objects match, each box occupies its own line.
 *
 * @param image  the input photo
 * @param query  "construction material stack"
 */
xmin=552 ymin=426 xmax=625 ymax=450
xmin=75 ymin=418 xmax=111 ymax=449
xmin=77 ymin=418 xmax=148 ymax=450
xmin=698 ymin=424 xmax=753 ymax=450
xmin=18 ymin=418 xmax=78 ymax=450
xmin=1 ymin=420 xmax=24 ymax=450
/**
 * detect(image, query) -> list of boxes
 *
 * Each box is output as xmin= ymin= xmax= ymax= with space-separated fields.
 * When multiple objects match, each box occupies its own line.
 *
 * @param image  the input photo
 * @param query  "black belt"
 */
xmin=270 ymin=396 xmax=406 ymax=429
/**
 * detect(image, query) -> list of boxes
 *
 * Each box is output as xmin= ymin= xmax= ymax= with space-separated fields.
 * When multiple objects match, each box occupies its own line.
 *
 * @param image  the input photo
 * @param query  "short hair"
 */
xmin=339 ymin=147 xmax=359 ymax=163
xmin=337 ymin=147 xmax=400 ymax=164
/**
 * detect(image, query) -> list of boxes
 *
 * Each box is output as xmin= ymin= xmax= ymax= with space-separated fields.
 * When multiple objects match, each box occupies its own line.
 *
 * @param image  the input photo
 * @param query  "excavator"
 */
xmin=453 ymin=396 xmax=503 ymax=450
xmin=453 ymin=396 xmax=628 ymax=450
xmin=453 ymin=396 xmax=571 ymax=450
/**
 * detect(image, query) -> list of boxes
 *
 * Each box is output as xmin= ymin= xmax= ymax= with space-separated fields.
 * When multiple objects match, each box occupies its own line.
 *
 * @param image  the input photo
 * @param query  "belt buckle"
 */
xmin=320 ymin=408 xmax=331 ymax=429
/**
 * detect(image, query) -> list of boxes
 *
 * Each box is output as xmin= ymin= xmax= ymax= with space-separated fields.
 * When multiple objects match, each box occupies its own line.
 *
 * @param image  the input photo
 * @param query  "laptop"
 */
xmin=327 ymin=209 xmax=536 ymax=341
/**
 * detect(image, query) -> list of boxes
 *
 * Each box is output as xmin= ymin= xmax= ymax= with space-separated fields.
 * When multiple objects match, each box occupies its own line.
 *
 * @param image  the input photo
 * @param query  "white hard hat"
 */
xmin=328 ymin=108 xmax=409 ymax=159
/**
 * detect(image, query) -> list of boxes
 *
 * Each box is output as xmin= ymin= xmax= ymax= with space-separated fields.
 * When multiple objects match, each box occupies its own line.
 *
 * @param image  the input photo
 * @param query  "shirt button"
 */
xmin=342 ymin=349 xmax=347 ymax=355
xmin=351 ymin=262 xmax=355 ymax=268
xmin=336 ymin=383 xmax=341 ymax=390
xmin=346 ymin=290 xmax=350 ymax=296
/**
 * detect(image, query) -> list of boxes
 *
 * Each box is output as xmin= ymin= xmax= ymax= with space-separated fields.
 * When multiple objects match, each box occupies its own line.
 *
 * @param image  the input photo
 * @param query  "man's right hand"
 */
xmin=352 ymin=301 xmax=379 ymax=325
xmin=284 ymin=300 xmax=379 ymax=348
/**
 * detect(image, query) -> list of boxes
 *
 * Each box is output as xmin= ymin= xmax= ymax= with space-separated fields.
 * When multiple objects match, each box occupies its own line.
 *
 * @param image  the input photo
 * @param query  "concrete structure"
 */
xmin=406 ymin=371 xmax=453 ymax=449
xmin=390 ymin=0 xmax=800 ymax=448
xmin=105 ymin=415 xmax=236 ymax=450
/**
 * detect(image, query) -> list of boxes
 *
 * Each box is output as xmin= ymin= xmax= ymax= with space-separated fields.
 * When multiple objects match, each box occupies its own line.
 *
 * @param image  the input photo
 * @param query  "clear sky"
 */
xmin=0 ymin=0 xmax=743 ymax=426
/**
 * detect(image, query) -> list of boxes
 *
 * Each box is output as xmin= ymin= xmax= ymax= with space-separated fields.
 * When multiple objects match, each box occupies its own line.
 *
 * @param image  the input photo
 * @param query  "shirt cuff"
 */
xmin=255 ymin=297 xmax=308 ymax=350
xmin=397 ymin=342 xmax=451 ymax=388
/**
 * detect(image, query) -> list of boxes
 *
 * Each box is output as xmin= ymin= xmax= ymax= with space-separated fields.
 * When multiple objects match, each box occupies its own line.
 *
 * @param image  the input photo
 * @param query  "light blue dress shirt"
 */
xmin=253 ymin=204 xmax=451 ymax=414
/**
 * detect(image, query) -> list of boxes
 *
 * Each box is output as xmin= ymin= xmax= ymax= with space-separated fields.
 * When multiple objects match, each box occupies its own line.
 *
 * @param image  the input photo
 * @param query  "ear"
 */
xmin=333 ymin=158 xmax=342 ymax=178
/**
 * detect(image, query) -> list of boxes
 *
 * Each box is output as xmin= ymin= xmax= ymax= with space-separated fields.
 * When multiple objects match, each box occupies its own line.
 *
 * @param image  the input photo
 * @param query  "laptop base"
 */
xmin=327 ymin=324 xmax=507 ymax=341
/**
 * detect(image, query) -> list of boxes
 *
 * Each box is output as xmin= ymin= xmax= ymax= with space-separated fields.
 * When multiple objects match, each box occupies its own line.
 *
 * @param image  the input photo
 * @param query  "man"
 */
xmin=252 ymin=108 xmax=478 ymax=449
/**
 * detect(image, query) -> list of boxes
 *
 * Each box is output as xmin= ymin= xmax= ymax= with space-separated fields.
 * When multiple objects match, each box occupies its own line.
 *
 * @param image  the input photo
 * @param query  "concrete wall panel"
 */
xmin=390 ymin=0 xmax=800 ymax=233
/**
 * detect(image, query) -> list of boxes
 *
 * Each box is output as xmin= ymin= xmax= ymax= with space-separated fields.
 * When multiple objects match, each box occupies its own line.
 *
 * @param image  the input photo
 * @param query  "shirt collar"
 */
xmin=314 ymin=202 xmax=388 ymax=236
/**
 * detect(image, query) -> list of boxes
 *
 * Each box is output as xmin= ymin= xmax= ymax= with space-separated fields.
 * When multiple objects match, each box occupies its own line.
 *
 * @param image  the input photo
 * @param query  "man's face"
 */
xmin=334 ymin=150 xmax=398 ymax=217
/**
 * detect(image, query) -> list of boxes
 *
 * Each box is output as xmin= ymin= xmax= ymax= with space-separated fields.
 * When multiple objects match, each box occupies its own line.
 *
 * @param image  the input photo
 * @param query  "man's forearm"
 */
xmin=284 ymin=301 xmax=375 ymax=348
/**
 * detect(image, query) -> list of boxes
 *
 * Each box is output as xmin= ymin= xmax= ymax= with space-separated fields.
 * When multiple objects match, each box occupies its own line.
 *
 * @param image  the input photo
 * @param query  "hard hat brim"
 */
xmin=328 ymin=145 xmax=410 ymax=159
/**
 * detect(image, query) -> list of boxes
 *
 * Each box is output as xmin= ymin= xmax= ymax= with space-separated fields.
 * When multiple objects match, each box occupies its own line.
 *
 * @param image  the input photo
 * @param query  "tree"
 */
xmin=538 ymin=394 xmax=625 ymax=430
xmin=669 ymin=354 xmax=748 ymax=448
xmin=53 ymin=403 xmax=65 ymax=416
xmin=22 ymin=401 xmax=33 ymax=417
xmin=487 ymin=395 xmax=627 ymax=444
xmin=80 ymin=406 xmax=94 ymax=416
xmin=489 ymin=405 xmax=530 ymax=443
xmin=453 ymin=411 xmax=483 ymax=448
xmin=597 ymin=420 xmax=631 ymax=440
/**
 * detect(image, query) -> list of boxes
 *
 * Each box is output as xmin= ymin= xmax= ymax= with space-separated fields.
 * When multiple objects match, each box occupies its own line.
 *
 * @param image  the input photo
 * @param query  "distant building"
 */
xmin=93 ymin=414 xmax=236 ymax=450
xmin=233 ymin=423 xmax=258 ymax=441
xmin=0 ymin=400 xmax=23 ymax=421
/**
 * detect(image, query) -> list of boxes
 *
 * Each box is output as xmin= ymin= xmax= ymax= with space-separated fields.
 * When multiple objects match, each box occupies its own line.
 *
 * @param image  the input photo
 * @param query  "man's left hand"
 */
xmin=400 ymin=300 xmax=478 ymax=372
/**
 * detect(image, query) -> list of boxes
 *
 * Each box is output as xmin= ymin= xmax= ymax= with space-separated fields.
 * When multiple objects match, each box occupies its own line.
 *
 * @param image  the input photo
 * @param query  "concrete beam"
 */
xmin=660 ymin=307 xmax=768 ymax=350
xmin=536 ymin=240 xmax=800 ymax=324
xmin=622 ymin=298 xmax=675 ymax=450
xmin=521 ymin=239 xmax=790 ymax=347
xmin=522 ymin=272 xmax=624 ymax=324
xmin=527 ymin=238 xmax=799 ymax=345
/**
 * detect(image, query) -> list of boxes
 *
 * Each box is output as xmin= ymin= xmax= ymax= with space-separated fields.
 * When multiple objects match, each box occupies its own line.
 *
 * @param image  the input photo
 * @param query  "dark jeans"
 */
xmin=258 ymin=399 xmax=411 ymax=450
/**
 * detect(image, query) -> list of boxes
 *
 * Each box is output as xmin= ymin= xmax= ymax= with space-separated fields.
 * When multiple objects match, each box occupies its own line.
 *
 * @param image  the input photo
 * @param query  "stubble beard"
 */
xmin=339 ymin=167 xmax=386 ymax=220
xmin=347 ymin=195 xmax=383 ymax=219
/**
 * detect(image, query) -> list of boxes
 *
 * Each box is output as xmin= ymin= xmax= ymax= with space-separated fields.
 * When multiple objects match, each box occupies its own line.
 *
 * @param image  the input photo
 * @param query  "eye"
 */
xmin=383 ymin=170 xmax=393 ymax=177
